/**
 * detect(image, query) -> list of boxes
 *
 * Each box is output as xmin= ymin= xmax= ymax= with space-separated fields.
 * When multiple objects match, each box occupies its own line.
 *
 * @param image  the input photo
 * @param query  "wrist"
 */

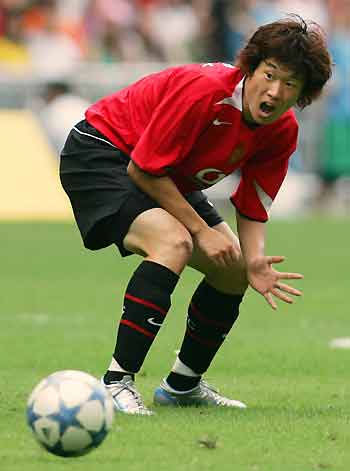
xmin=186 ymin=218 xmax=209 ymax=238
xmin=245 ymin=255 xmax=264 ymax=270
xmin=189 ymin=222 xmax=209 ymax=238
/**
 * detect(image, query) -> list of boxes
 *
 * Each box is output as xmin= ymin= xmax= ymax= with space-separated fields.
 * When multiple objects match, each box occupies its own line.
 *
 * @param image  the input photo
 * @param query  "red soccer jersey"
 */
xmin=86 ymin=63 xmax=298 ymax=222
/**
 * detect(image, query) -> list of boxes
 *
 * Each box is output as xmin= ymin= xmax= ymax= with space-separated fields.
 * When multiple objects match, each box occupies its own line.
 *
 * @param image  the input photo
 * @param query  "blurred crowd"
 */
xmin=0 ymin=0 xmax=348 ymax=71
xmin=1 ymin=0 xmax=349 ymax=211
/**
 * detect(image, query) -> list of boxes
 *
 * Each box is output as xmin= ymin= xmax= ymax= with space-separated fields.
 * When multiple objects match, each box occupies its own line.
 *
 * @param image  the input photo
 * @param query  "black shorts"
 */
xmin=59 ymin=120 xmax=223 ymax=257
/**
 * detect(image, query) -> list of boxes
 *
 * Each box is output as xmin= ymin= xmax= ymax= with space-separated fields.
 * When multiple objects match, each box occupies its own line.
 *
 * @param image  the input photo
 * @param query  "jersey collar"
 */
xmin=216 ymin=76 xmax=244 ymax=111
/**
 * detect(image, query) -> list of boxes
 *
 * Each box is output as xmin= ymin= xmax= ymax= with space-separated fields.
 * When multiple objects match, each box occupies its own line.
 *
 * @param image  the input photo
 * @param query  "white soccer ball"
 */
xmin=26 ymin=370 xmax=114 ymax=457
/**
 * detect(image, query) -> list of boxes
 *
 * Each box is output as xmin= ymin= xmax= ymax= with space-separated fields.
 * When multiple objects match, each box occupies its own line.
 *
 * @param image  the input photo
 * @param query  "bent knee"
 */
xmin=163 ymin=228 xmax=194 ymax=260
xmin=207 ymin=258 xmax=248 ymax=295
xmin=124 ymin=216 xmax=193 ymax=273
xmin=146 ymin=228 xmax=193 ymax=273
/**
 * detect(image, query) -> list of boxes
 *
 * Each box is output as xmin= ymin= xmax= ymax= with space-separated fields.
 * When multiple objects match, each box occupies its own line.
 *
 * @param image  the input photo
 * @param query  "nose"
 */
xmin=267 ymin=81 xmax=282 ymax=100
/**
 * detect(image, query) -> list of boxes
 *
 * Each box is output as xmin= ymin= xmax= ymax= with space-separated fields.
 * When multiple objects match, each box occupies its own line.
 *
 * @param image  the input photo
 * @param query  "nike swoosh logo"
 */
xmin=147 ymin=317 xmax=163 ymax=327
xmin=213 ymin=118 xmax=232 ymax=126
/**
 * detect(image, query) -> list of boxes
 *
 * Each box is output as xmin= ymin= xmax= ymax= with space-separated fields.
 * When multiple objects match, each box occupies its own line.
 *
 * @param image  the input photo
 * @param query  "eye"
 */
xmin=264 ymin=71 xmax=273 ymax=80
xmin=286 ymin=81 xmax=296 ymax=88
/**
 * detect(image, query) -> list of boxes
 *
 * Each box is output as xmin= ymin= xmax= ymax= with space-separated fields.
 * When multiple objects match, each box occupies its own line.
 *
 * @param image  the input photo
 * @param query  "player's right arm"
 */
xmin=127 ymin=161 xmax=240 ymax=268
xmin=126 ymin=69 xmax=241 ymax=267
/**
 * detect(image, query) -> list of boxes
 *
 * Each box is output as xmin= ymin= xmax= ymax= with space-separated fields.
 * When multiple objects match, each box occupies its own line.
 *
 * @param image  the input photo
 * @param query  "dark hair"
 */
xmin=235 ymin=15 xmax=333 ymax=108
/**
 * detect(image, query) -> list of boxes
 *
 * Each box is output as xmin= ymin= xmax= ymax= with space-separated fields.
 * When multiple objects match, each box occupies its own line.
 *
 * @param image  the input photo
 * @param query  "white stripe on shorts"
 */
xmin=73 ymin=126 xmax=118 ymax=148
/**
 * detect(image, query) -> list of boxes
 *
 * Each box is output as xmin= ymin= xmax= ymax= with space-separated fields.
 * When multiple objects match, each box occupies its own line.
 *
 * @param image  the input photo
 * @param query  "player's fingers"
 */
xmin=266 ymin=255 xmax=285 ymax=265
xmin=264 ymin=292 xmax=277 ymax=310
xmin=279 ymin=272 xmax=304 ymax=280
xmin=270 ymin=287 xmax=293 ymax=304
xmin=214 ymin=256 xmax=226 ymax=268
xmin=229 ymin=249 xmax=241 ymax=266
xmin=221 ymin=251 xmax=233 ymax=267
xmin=275 ymin=282 xmax=302 ymax=296
xmin=222 ymin=248 xmax=239 ymax=267
xmin=216 ymin=253 xmax=230 ymax=269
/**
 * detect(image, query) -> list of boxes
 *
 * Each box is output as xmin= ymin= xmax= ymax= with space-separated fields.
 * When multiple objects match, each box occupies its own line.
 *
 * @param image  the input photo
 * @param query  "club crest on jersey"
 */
xmin=229 ymin=143 xmax=245 ymax=164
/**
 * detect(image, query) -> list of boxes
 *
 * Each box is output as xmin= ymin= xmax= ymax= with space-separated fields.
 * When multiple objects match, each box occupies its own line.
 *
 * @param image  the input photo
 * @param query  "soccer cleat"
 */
xmin=101 ymin=375 xmax=154 ymax=415
xmin=153 ymin=379 xmax=247 ymax=409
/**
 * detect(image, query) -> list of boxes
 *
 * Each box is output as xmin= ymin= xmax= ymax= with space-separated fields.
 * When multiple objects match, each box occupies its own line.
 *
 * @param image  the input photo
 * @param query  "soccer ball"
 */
xmin=26 ymin=370 xmax=114 ymax=457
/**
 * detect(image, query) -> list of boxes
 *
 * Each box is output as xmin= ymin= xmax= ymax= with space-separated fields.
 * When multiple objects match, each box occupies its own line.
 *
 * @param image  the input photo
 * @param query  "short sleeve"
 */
xmin=131 ymin=76 xmax=218 ymax=175
xmin=230 ymin=118 xmax=298 ymax=222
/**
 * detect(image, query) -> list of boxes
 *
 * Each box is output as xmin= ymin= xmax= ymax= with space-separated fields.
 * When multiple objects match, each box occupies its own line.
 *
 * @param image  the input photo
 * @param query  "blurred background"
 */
xmin=0 ymin=0 xmax=349 ymax=220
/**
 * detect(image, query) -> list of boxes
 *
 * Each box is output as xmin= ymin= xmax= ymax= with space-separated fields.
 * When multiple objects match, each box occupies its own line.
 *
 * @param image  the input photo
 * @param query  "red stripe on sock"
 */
xmin=120 ymin=319 xmax=156 ymax=338
xmin=190 ymin=302 xmax=231 ymax=328
xmin=186 ymin=329 xmax=220 ymax=349
xmin=125 ymin=293 xmax=167 ymax=316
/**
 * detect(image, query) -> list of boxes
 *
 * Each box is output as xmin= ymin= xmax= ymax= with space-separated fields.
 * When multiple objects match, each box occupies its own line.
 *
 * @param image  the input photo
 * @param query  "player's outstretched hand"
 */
xmin=247 ymin=255 xmax=303 ymax=310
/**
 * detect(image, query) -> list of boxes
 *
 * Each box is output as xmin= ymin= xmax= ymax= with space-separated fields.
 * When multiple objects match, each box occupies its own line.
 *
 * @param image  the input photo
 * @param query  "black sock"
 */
xmin=166 ymin=372 xmax=200 ymax=391
xmin=113 ymin=260 xmax=179 ymax=373
xmin=104 ymin=371 xmax=135 ymax=383
xmin=176 ymin=279 xmax=243 ymax=375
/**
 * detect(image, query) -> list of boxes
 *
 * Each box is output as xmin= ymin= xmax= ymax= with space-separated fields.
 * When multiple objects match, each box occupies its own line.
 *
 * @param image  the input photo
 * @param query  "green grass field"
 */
xmin=1 ymin=218 xmax=350 ymax=471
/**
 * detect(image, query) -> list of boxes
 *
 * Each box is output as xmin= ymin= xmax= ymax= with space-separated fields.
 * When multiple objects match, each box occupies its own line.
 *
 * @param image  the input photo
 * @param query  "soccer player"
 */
xmin=60 ymin=16 xmax=332 ymax=415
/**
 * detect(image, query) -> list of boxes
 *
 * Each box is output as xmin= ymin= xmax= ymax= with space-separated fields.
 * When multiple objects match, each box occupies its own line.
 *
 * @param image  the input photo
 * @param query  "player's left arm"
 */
xmin=236 ymin=212 xmax=303 ymax=310
xmin=233 ymin=117 xmax=302 ymax=309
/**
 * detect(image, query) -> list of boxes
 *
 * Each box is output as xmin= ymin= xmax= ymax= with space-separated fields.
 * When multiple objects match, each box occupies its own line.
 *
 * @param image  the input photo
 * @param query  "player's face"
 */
xmin=242 ymin=59 xmax=304 ymax=125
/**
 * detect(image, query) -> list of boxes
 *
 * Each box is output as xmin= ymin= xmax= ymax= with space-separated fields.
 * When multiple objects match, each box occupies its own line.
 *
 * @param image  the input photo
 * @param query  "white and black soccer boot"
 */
xmin=102 ymin=375 xmax=154 ymax=415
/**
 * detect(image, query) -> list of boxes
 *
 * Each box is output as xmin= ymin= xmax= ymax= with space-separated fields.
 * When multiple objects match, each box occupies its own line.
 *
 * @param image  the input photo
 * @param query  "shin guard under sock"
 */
xmin=113 ymin=260 xmax=179 ymax=373
xmin=176 ymin=279 xmax=243 ymax=375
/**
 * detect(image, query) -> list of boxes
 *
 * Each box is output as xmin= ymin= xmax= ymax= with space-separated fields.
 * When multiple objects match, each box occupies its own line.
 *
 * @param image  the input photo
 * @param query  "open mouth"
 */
xmin=259 ymin=102 xmax=276 ymax=116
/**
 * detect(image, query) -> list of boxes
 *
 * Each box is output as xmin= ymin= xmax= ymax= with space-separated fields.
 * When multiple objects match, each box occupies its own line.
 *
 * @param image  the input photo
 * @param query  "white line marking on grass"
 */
xmin=329 ymin=337 xmax=350 ymax=349
xmin=2 ymin=313 xmax=87 ymax=325
xmin=18 ymin=313 xmax=50 ymax=324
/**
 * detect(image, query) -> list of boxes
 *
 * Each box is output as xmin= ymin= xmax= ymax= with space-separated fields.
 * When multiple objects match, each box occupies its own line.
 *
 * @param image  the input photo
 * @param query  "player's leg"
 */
xmin=60 ymin=121 xmax=192 ymax=414
xmin=154 ymin=214 xmax=248 ymax=408
xmin=174 ymin=220 xmax=247 ymax=378
xmin=103 ymin=206 xmax=195 ymax=414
